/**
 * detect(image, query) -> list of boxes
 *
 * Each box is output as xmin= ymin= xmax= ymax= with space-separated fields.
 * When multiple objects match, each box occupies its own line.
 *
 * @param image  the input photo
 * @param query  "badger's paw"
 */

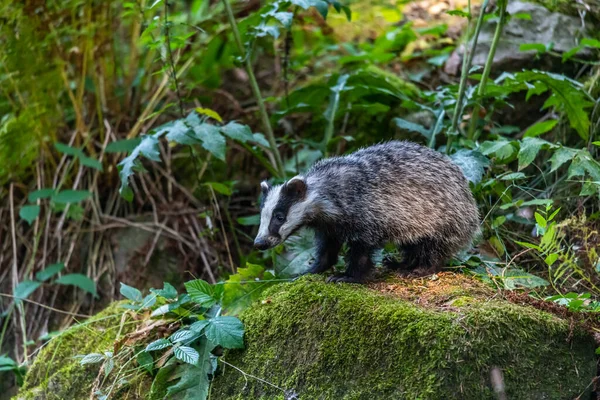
xmin=326 ymin=274 xmax=363 ymax=284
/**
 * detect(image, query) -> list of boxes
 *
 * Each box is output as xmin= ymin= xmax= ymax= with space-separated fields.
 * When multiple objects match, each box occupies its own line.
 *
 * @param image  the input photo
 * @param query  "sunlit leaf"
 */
xmin=523 ymin=120 xmax=558 ymax=138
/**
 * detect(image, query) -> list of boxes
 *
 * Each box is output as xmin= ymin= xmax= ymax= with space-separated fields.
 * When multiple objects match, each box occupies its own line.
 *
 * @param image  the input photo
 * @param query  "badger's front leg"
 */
xmin=305 ymin=230 xmax=342 ymax=275
xmin=327 ymin=242 xmax=374 ymax=283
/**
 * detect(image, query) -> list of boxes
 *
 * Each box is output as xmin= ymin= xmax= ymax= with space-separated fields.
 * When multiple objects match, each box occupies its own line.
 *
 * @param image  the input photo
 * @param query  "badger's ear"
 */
xmin=284 ymin=176 xmax=307 ymax=199
xmin=260 ymin=181 xmax=270 ymax=195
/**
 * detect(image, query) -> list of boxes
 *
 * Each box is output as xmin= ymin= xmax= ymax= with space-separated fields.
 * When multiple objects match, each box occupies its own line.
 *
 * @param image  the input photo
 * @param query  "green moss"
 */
xmin=211 ymin=276 xmax=597 ymax=400
xmin=16 ymin=302 xmax=149 ymax=400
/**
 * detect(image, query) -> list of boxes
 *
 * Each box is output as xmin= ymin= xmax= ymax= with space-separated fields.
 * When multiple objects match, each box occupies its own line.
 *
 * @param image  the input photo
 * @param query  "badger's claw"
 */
xmin=326 ymin=274 xmax=362 ymax=284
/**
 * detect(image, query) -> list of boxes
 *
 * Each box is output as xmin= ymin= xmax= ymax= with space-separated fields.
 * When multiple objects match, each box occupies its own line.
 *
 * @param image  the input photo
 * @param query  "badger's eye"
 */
xmin=275 ymin=213 xmax=285 ymax=222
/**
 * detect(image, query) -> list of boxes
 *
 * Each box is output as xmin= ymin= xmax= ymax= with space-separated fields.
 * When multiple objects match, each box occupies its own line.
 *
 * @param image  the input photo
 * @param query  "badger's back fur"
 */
xmin=254 ymin=141 xmax=479 ymax=283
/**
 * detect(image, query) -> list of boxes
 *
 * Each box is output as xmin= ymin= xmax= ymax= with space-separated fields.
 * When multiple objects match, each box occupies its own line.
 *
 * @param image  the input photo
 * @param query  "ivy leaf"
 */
xmin=36 ymin=263 xmax=65 ymax=282
xmin=518 ymin=137 xmax=551 ymax=170
xmin=105 ymin=138 xmax=142 ymax=153
xmin=28 ymin=188 xmax=55 ymax=202
xmin=450 ymin=149 xmax=490 ymax=184
xmin=174 ymin=346 xmax=199 ymax=365
xmin=184 ymin=279 xmax=216 ymax=307
xmin=523 ymin=120 xmax=558 ymax=138
xmin=220 ymin=122 xmax=254 ymax=143
xmin=79 ymin=353 xmax=105 ymax=365
xmin=20 ymin=205 xmax=40 ymax=225
xmin=55 ymin=274 xmax=97 ymax=298
xmin=52 ymin=190 xmax=92 ymax=204
xmin=120 ymin=282 xmax=143 ymax=302
xmin=194 ymin=124 xmax=226 ymax=161
xmin=204 ymin=316 xmax=245 ymax=349
xmin=146 ymin=338 xmax=172 ymax=352
xmin=14 ymin=280 xmax=41 ymax=301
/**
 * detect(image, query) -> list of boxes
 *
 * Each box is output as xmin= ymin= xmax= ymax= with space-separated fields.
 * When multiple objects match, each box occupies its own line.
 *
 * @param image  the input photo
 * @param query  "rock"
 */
xmin=213 ymin=274 xmax=596 ymax=399
xmin=467 ymin=1 xmax=593 ymax=72
xmin=16 ymin=274 xmax=598 ymax=400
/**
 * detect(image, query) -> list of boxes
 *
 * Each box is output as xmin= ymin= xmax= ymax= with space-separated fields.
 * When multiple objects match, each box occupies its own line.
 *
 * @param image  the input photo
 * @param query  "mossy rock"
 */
xmin=15 ymin=274 xmax=598 ymax=400
xmin=16 ymin=302 xmax=151 ymax=400
xmin=212 ymin=274 xmax=597 ymax=400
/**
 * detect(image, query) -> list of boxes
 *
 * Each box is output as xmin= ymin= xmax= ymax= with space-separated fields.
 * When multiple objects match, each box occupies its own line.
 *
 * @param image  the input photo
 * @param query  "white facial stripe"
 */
xmin=278 ymin=189 xmax=316 ymax=240
xmin=257 ymin=185 xmax=282 ymax=238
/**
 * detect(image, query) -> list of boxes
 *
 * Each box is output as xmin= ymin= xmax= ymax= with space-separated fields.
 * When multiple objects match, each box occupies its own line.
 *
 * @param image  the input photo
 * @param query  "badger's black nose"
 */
xmin=253 ymin=238 xmax=269 ymax=250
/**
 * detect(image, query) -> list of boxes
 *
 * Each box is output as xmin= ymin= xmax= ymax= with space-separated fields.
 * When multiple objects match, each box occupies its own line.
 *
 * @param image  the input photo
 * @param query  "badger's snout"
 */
xmin=253 ymin=237 xmax=271 ymax=250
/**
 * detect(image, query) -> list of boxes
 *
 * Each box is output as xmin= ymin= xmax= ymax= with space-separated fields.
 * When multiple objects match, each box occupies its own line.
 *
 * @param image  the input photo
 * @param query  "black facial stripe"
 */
xmin=267 ymin=189 xmax=299 ymax=236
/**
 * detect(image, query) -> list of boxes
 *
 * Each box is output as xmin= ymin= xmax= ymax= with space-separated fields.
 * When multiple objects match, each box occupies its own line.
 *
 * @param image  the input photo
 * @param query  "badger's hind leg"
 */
xmin=395 ymin=238 xmax=454 ymax=277
xmin=305 ymin=230 xmax=342 ymax=275
xmin=327 ymin=242 xmax=374 ymax=283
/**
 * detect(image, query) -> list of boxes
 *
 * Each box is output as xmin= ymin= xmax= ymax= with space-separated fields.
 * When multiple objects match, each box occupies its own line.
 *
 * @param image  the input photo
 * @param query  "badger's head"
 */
xmin=254 ymin=176 xmax=309 ymax=250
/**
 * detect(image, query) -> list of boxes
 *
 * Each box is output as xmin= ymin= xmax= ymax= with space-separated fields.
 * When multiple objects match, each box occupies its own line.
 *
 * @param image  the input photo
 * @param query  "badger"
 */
xmin=254 ymin=141 xmax=479 ymax=283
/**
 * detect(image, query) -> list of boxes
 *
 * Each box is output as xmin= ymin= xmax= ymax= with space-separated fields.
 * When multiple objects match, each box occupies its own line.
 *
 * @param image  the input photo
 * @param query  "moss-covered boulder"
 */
xmin=16 ymin=273 xmax=597 ymax=400
xmin=213 ymin=274 xmax=597 ymax=400
xmin=16 ymin=302 xmax=149 ymax=400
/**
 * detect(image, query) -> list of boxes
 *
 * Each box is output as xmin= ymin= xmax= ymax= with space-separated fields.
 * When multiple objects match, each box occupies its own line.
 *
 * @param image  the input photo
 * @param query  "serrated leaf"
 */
xmin=274 ymin=11 xmax=293 ymax=28
xmin=174 ymin=346 xmax=199 ymax=365
xmin=204 ymin=316 xmax=244 ymax=349
xmin=194 ymin=124 xmax=226 ymax=161
xmin=120 ymin=282 xmax=143 ymax=302
xmin=166 ymin=338 xmax=215 ymax=398
xmin=189 ymin=320 xmax=210 ymax=333
xmin=146 ymin=338 xmax=172 ymax=351
xmin=36 ymin=263 xmax=65 ymax=282
xmin=518 ymin=137 xmax=549 ymax=170
xmin=165 ymin=120 xmax=198 ymax=145
xmin=450 ymin=149 xmax=490 ymax=184
xmin=151 ymin=282 xmax=177 ymax=299
xmin=20 ymin=205 xmax=40 ymax=225
xmin=118 ymin=134 xmax=162 ymax=199
xmin=184 ymin=279 xmax=216 ymax=307
xmin=195 ymin=107 xmax=223 ymax=123
xmin=549 ymin=147 xmax=576 ymax=172
xmin=523 ymin=120 xmax=558 ymax=138
xmin=105 ymin=138 xmax=142 ymax=153
xmin=80 ymin=353 xmax=105 ymax=365
xmin=52 ymin=190 xmax=92 ymax=204
xmin=170 ymin=330 xmax=197 ymax=343
xmin=56 ymin=274 xmax=97 ymax=297
xmin=220 ymin=122 xmax=254 ymax=143
xmin=28 ymin=188 xmax=55 ymax=202
xmin=14 ymin=280 xmax=41 ymax=301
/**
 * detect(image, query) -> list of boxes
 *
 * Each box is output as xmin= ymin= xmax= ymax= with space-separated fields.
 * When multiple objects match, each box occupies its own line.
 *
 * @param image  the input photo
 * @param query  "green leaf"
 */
xmin=194 ymin=124 xmax=226 ymax=161
xmin=204 ymin=182 xmax=232 ymax=196
xmin=581 ymin=38 xmax=600 ymax=49
xmin=79 ymin=155 xmax=103 ymax=171
xmin=105 ymin=138 xmax=142 ymax=153
xmin=52 ymin=190 xmax=92 ymax=204
xmin=170 ymin=330 xmax=197 ymax=343
xmin=20 ymin=205 xmax=40 ymax=225
xmin=56 ymin=274 xmax=97 ymax=297
xmin=534 ymin=212 xmax=547 ymax=228
xmin=393 ymin=118 xmax=430 ymax=138
xmin=549 ymin=147 xmax=576 ymax=172
xmin=165 ymin=120 xmax=198 ymax=145
xmin=174 ymin=346 xmax=199 ymax=365
xmin=274 ymin=11 xmax=293 ymax=28
xmin=500 ymin=172 xmax=526 ymax=180
xmin=523 ymin=120 xmax=558 ymax=138
xmin=189 ymin=320 xmax=210 ymax=333
xmin=146 ymin=338 xmax=172 ymax=351
xmin=220 ymin=122 xmax=254 ymax=143
xmin=195 ymin=107 xmax=223 ymax=123
xmin=36 ymin=263 xmax=64 ymax=282
xmin=28 ymin=188 xmax=55 ymax=202
xmin=252 ymin=133 xmax=270 ymax=148
xmin=55 ymin=142 xmax=81 ymax=156
xmin=519 ymin=43 xmax=546 ymax=53
xmin=151 ymin=282 xmax=177 ymax=299
xmin=237 ymin=214 xmax=260 ymax=226
xmin=449 ymin=150 xmax=490 ymax=184
xmin=545 ymin=253 xmax=559 ymax=266
xmin=118 ymin=135 xmax=162 ymax=199
xmin=184 ymin=279 xmax=216 ymax=307
xmin=14 ymin=280 xmax=41 ymax=300
xmin=518 ymin=137 xmax=549 ymax=170
xmin=204 ymin=316 xmax=245 ymax=349
xmin=137 ymin=351 xmax=154 ymax=373
xmin=120 ymin=282 xmax=142 ymax=302
xmin=446 ymin=9 xmax=469 ymax=17
xmin=79 ymin=353 xmax=105 ymax=365
xmin=166 ymin=338 xmax=216 ymax=398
